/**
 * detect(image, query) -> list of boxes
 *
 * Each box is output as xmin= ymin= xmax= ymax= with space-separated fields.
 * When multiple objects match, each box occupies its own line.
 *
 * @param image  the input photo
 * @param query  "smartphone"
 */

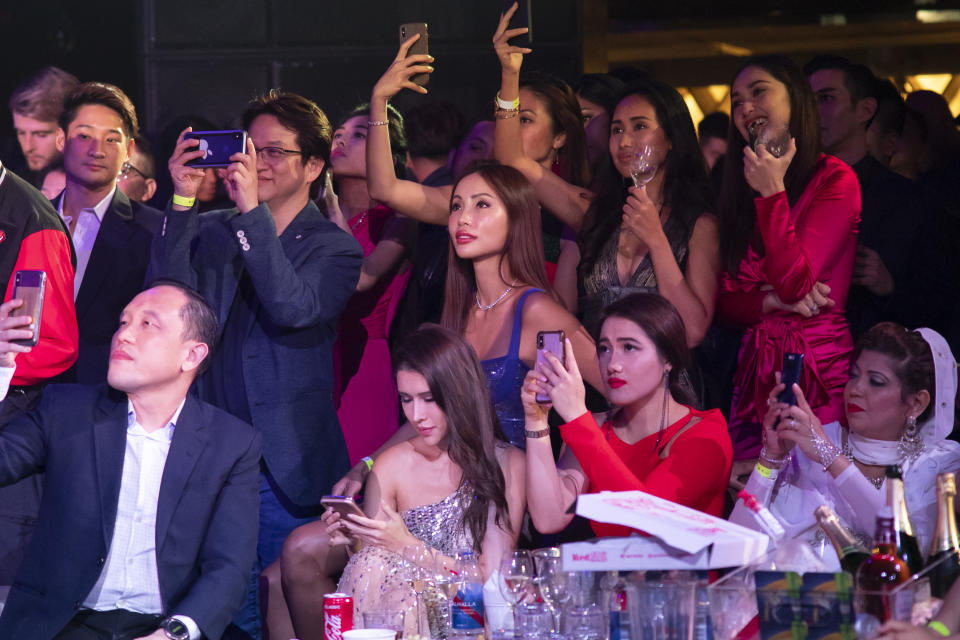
xmin=501 ymin=0 xmax=532 ymax=46
xmin=10 ymin=270 xmax=45 ymax=347
xmin=777 ymin=352 xmax=804 ymax=406
xmin=184 ymin=130 xmax=248 ymax=167
xmin=321 ymin=495 xmax=365 ymax=520
xmin=399 ymin=23 xmax=430 ymax=86
xmin=535 ymin=330 xmax=565 ymax=404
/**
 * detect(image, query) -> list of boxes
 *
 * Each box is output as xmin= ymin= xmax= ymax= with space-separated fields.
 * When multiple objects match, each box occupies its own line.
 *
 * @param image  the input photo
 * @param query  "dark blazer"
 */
xmin=0 ymin=385 xmax=261 ymax=640
xmin=149 ymin=200 xmax=362 ymax=506
xmin=54 ymin=189 xmax=162 ymax=385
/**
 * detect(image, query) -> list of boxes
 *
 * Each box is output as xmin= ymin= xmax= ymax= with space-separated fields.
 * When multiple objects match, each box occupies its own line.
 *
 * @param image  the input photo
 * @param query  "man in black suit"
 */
xmin=151 ymin=90 xmax=362 ymax=637
xmin=55 ymin=82 xmax=161 ymax=385
xmin=0 ymin=282 xmax=260 ymax=640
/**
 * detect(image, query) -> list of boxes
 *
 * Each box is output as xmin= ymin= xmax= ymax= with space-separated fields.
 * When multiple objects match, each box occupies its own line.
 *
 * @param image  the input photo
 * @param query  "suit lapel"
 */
xmin=155 ymin=394 xmax=205 ymax=550
xmin=76 ymin=191 xmax=136 ymax=321
xmin=92 ymin=389 xmax=131 ymax=546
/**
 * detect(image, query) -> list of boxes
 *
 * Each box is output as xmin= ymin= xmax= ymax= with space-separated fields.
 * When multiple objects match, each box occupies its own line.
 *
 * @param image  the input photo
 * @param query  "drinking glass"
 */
xmin=562 ymin=603 xmax=606 ymax=640
xmin=533 ymin=554 xmax=570 ymax=632
xmin=630 ymin=144 xmax=658 ymax=188
xmin=402 ymin=544 xmax=436 ymax=636
xmin=516 ymin=602 xmax=553 ymax=640
xmin=500 ymin=550 xmax=535 ymax=622
xmin=751 ymin=121 xmax=792 ymax=158
xmin=362 ymin=610 xmax=406 ymax=639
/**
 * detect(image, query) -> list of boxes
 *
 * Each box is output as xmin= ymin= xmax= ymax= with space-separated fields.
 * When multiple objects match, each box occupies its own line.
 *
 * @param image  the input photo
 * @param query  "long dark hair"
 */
xmin=718 ymin=55 xmax=822 ymax=273
xmin=599 ymin=292 xmax=694 ymax=405
xmin=520 ymin=73 xmax=591 ymax=188
xmin=393 ymin=324 xmax=511 ymax=550
xmin=441 ymin=162 xmax=556 ymax=335
xmin=338 ymin=102 xmax=407 ymax=179
xmin=578 ymin=79 xmax=714 ymax=284
xmin=853 ymin=322 xmax=936 ymax=424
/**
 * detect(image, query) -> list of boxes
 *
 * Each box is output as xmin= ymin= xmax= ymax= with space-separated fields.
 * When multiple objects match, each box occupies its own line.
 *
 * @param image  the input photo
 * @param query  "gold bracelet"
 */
xmin=367 ymin=119 xmax=389 ymax=127
xmin=494 ymin=109 xmax=519 ymax=120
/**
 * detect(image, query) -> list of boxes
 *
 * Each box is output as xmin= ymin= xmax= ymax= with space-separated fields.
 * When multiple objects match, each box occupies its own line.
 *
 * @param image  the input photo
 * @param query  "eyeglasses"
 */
xmin=119 ymin=161 xmax=150 ymax=180
xmin=256 ymin=146 xmax=303 ymax=162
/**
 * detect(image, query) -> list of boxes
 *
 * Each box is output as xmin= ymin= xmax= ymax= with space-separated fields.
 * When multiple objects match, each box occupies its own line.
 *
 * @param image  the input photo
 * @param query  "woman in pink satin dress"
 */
xmin=716 ymin=55 xmax=861 ymax=460
xmin=328 ymin=103 xmax=415 ymax=464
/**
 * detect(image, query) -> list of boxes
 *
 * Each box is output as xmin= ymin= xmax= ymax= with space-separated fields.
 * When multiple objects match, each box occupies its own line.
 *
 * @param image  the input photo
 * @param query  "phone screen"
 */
xmin=11 ymin=270 xmax=46 ymax=347
xmin=184 ymin=130 xmax=247 ymax=167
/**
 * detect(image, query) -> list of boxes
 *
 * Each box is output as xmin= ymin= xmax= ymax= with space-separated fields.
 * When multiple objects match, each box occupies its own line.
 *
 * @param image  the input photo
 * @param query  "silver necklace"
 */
xmin=475 ymin=283 xmax=516 ymax=310
xmin=841 ymin=439 xmax=886 ymax=490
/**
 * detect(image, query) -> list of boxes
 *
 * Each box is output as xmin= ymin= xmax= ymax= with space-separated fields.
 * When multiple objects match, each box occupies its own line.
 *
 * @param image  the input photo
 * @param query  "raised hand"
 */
xmin=493 ymin=2 xmax=532 ymax=76
xmin=223 ymin=137 xmax=259 ymax=214
xmin=373 ymin=34 xmax=434 ymax=101
xmin=621 ymin=185 xmax=665 ymax=245
xmin=168 ymin=127 xmax=207 ymax=205
xmin=743 ymin=136 xmax=796 ymax=198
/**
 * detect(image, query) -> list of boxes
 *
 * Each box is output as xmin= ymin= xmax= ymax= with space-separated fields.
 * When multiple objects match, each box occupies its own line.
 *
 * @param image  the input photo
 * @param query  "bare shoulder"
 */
xmin=691 ymin=213 xmax=719 ymax=238
xmin=371 ymin=439 xmax=417 ymax=475
xmin=521 ymin=289 xmax=574 ymax=325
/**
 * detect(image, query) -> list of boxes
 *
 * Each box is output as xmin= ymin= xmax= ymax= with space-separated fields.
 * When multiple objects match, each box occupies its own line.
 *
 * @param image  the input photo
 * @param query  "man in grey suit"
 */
xmin=150 ymin=90 xmax=362 ymax=638
xmin=0 ymin=282 xmax=261 ymax=640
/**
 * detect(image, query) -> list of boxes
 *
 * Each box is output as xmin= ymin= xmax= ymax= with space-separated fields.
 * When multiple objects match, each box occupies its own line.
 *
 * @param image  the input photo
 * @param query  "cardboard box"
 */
xmin=562 ymin=491 xmax=769 ymax=570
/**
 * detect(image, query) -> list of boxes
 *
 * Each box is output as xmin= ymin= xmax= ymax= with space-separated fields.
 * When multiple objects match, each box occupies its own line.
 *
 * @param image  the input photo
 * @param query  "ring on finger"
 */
xmin=811 ymin=302 xmax=819 ymax=312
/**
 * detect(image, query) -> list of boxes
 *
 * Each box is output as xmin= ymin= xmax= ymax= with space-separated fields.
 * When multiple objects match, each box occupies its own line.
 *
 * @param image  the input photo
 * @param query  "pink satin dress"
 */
xmin=718 ymin=155 xmax=861 ymax=459
xmin=334 ymin=205 xmax=410 ymax=464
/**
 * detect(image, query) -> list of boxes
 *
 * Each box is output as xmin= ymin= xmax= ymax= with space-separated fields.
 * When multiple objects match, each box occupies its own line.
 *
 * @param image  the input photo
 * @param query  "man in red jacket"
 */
xmin=0 ymin=159 xmax=78 ymax=586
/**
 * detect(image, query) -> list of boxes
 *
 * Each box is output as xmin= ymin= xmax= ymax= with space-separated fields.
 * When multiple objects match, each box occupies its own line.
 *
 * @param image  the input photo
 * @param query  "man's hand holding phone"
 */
xmin=169 ymin=127 xmax=208 ymax=209
xmin=222 ymin=137 xmax=259 ymax=214
xmin=0 ymin=299 xmax=36 ymax=368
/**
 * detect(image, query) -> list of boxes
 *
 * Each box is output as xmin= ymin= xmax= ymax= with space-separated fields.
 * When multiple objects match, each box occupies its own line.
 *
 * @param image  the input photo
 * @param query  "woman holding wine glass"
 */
xmin=716 ymin=55 xmax=861 ymax=461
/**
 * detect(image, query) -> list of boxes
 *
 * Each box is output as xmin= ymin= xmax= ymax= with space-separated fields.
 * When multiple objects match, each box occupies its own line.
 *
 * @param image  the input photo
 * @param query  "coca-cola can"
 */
xmin=323 ymin=593 xmax=354 ymax=640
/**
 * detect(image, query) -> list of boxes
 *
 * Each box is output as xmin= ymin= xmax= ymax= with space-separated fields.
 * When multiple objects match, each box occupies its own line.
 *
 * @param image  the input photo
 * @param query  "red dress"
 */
xmin=718 ymin=155 xmax=860 ymax=459
xmin=334 ymin=205 xmax=411 ymax=464
xmin=559 ymin=407 xmax=732 ymax=537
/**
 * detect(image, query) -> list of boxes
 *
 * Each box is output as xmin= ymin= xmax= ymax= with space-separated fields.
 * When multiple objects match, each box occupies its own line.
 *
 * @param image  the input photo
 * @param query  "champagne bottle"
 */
xmin=885 ymin=465 xmax=924 ymax=575
xmin=928 ymin=472 xmax=960 ymax=599
xmin=856 ymin=506 xmax=912 ymax=623
xmin=815 ymin=505 xmax=871 ymax=574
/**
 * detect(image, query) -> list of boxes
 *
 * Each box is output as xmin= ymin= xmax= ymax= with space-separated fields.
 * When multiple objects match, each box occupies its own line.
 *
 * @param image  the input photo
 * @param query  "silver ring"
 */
xmin=811 ymin=303 xmax=819 ymax=312
xmin=789 ymin=417 xmax=796 ymax=428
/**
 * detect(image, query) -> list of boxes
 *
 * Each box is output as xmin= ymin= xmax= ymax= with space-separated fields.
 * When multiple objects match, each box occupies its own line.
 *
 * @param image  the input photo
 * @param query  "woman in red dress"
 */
xmin=716 ymin=55 xmax=861 ymax=460
xmin=522 ymin=293 xmax=732 ymax=537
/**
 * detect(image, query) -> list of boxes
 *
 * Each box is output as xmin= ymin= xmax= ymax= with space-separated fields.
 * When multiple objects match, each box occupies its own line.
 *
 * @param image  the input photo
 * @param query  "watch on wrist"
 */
xmin=162 ymin=617 xmax=190 ymax=640
xmin=525 ymin=428 xmax=550 ymax=439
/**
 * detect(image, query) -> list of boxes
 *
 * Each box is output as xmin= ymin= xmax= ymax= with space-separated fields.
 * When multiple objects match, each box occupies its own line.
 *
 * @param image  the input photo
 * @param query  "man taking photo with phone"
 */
xmin=150 ymin=90 xmax=362 ymax=638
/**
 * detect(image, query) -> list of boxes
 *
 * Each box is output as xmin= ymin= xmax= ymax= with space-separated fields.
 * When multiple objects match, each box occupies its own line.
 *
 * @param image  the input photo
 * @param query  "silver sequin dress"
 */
xmin=336 ymin=485 xmax=474 ymax=636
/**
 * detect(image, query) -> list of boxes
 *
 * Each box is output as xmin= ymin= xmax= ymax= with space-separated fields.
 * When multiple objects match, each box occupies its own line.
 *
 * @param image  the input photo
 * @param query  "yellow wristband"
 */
xmin=755 ymin=462 xmax=777 ymax=479
xmin=361 ymin=456 xmax=374 ymax=472
xmin=172 ymin=194 xmax=196 ymax=207
xmin=928 ymin=621 xmax=950 ymax=637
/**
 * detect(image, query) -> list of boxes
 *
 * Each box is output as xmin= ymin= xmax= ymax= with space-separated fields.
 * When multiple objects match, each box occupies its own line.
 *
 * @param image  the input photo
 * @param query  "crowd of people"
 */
xmin=0 ymin=5 xmax=959 ymax=639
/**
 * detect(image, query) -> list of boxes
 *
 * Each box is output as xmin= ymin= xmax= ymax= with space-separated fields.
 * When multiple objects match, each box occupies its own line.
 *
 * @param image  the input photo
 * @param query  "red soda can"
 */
xmin=323 ymin=593 xmax=354 ymax=640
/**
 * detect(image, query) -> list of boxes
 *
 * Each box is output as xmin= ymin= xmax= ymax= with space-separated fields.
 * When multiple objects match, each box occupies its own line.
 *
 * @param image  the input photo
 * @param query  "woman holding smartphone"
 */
xmin=522 ymin=293 xmax=732 ymax=536
xmin=717 ymin=55 xmax=860 ymax=461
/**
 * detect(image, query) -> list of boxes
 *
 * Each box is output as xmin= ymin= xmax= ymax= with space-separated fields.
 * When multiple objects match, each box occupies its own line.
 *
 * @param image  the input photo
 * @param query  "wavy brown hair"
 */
xmin=521 ymin=73 xmax=591 ymax=188
xmin=441 ymin=162 xmax=556 ymax=334
xmin=718 ymin=55 xmax=822 ymax=273
xmin=393 ymin=324 xmax=511 ymax=550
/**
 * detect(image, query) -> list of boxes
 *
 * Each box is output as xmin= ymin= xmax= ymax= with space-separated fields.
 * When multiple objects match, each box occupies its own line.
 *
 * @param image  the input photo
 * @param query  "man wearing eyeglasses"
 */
xmin=151 ymin=90 xmax=362 ymax=638
xmin=117 ymin=135 xmax=158 ymax=204
xmin=54 ymin=82 xmax=161 ymax=386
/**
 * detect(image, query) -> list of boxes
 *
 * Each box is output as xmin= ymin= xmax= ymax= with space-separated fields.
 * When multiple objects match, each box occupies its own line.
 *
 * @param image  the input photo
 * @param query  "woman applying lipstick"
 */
xmin=717 ymin=55 xmax=861 ymax=461
xmin=521 ymin=293 xmax=732 ymax=536
xmin=730 ymin=323 xmax=960 ymax=561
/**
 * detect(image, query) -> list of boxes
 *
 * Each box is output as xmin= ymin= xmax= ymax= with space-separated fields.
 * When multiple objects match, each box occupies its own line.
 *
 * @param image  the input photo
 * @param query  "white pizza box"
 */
xmin=562 ymin=490 xmax=770 ymax=571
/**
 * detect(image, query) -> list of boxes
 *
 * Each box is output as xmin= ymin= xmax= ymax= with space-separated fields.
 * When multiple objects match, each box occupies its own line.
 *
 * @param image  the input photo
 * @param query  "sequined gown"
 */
xmin=337 ymin=485 xmax=474 ymax=636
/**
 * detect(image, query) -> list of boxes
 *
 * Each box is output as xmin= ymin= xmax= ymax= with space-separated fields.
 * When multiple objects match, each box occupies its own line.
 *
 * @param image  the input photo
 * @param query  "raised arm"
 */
xmin=521 ymin=369 xmax=587 ymax=533
xmin=366 ymin=36 xmax=453 ymax=225
xmin=491 ymin=4 xmax=593 ymax=232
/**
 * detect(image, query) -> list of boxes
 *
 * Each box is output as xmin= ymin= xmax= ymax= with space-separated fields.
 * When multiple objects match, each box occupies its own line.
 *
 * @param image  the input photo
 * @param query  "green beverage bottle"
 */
xmin=885 ymin=465 xmax=924 ymax=576
xmin=927 ymin=472 xmax=960 ymax=599
xmin=815 ymin=504 xmax=871 ymax=574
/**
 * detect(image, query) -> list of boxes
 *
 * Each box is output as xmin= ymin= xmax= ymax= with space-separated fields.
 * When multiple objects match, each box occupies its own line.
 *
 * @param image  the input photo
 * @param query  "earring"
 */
xmin=898 ymin=415 xmax=924 ymax=462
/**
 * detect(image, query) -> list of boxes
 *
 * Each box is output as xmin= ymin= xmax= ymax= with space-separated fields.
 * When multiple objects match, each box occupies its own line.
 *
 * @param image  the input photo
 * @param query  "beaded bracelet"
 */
xmin=759 ymin=446 xmax=787 ymax=464
xmin=494 ymin=108 xmax=519 ymax=120
xmin=810 ymin=429 xmax=842 ymax=471
xmin=367 ymin=120 xmax=389 ymax=127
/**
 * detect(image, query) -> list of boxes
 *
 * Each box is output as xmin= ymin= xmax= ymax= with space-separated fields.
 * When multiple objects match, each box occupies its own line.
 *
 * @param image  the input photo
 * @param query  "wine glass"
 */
xmin=500 ymin=550 xmax=535 ymax=624
xmin=402 ymin=544 xmax=436 ymax=636
xmin=751 ymin=120 xmax=792 ymax=158
xmin=630 ymin=144 xmax=658 ymax=188
xmin=534 ymin=555 xmax=571 ymax=631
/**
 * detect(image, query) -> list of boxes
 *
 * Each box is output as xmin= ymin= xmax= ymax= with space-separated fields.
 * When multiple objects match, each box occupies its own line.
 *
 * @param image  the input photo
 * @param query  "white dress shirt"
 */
xmin=80 ymin=399 xmax=200 ymax=640
xmin=58 ymin=187 xmax=115 ymax=300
